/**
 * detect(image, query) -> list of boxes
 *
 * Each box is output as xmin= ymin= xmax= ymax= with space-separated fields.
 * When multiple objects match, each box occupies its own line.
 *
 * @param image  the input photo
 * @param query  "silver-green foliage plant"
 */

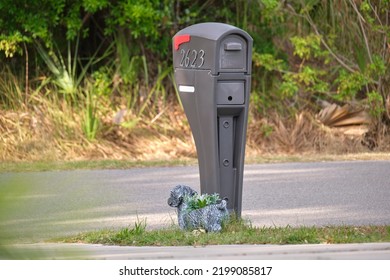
xmin=184 ymin=193 xmax=221 ymax=212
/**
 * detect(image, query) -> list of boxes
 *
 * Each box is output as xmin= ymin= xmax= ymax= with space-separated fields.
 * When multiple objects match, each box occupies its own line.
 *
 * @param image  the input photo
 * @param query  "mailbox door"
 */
xmin=219 ymin=35 xmax=248 ymax=73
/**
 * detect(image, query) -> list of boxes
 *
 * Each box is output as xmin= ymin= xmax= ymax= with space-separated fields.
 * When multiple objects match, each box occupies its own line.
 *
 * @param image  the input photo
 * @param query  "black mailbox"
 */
xmin=172 ymin=22 xmax=253 ymax=216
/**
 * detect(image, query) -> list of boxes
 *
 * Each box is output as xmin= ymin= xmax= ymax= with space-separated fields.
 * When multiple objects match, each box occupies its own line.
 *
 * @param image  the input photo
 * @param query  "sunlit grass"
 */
xmin=0 ymin=158 xmax=197 ymax=172
xmin=2 ymin=152 xmax=390 ymax=173
xmin=58 ymin=216 xmax=390 ymax=246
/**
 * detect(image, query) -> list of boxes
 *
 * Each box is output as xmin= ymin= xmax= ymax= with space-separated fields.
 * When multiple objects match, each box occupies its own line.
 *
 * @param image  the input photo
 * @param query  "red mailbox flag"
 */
xmin=174 ymin=34 xmax=191 ymax=50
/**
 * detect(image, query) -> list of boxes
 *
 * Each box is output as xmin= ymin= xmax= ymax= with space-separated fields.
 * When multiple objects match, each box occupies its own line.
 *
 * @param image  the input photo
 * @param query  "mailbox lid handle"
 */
xmin=224 ymin=42 xmax=242 ymax=51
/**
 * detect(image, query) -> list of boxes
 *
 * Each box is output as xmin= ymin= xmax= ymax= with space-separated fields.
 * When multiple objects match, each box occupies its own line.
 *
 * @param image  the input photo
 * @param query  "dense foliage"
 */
xmin=0 ymin=0 xmax=389 ymax=150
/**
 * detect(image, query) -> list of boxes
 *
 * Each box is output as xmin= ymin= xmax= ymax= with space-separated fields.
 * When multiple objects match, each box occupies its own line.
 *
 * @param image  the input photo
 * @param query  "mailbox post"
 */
xmin=172 ymin=22 xmax=253 ymax=216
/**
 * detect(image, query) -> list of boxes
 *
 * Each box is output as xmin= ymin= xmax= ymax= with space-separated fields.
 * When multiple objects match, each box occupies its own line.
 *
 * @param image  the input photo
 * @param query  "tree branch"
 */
xmin=23 ymin=42 xmax=29 ymax=107
xmin=285 ymin=3 xmax=358 ymax=73
xmin=303 ymin=12 xmax=358 ymax=73
xmin=349 ymin=0 xmax=373 ymax=64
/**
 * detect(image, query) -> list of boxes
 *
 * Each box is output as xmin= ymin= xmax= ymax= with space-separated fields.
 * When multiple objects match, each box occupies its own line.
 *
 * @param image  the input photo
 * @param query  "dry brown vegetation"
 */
xmin=2 ymin=100 xmax=389 ymax=163
xmin=0 ymin=102 xmax=193 ymax=162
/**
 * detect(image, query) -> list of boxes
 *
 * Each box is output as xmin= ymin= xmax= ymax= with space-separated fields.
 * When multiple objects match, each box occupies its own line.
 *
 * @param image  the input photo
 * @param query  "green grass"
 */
xmin=2 ymin=152 xmax=390 ymax=173
xmin=58 ymin=217 xmax=390 ymax=246
xmin=0 ymin=159 xmax=197 ymax=173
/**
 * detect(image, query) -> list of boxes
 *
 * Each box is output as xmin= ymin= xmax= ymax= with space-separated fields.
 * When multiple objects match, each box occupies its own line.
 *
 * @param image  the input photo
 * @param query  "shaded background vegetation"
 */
xmin=0 ymin=0 xmax=389 ymax=161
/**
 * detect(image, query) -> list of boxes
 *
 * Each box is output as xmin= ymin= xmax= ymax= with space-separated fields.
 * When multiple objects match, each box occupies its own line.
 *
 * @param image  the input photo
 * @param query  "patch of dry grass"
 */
xmin=0 ymin=97 xmax=197 ymax=162
xmin=247 ymin=110 xmax=390 ymax=157
xmin=1 ymin=99 xmax=389 ymax=163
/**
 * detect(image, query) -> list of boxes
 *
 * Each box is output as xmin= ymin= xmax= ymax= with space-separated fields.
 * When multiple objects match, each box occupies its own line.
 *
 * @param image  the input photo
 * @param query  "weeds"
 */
xmin=82 ymin=83 xmax=100 ymax=141
xmin=0 ymin=66 xmax=25 ymax=110
xmin=113 ymin=218 xmax=147 ymax=244
xmin=34 ymin=35 xmax=110 ymax=103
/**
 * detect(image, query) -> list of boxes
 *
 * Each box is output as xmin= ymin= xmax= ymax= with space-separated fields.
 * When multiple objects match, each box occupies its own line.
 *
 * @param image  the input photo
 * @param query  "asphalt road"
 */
xmin=1 ymin=161 xmax=390 ymax=243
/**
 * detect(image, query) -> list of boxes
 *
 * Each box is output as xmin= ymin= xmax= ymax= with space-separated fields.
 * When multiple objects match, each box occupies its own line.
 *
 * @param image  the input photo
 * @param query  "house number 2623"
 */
xmin=179 ymin=49 xmax=205 ymax=68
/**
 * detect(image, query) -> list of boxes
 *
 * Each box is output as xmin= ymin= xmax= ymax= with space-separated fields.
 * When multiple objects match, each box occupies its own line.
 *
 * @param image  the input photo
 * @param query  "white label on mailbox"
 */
xmin=179 ymin=85 xmax=195 ymax=93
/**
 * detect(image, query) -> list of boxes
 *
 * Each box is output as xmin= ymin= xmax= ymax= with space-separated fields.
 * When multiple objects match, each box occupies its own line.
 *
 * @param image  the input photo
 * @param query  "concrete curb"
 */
xmin=3 ymin=242 xmax=390 ymax=260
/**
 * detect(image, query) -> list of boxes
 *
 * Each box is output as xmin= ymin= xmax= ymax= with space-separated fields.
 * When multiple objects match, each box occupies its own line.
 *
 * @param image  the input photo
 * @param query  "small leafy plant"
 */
xmin=184 ymin=193 xmax=221 ymax=212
